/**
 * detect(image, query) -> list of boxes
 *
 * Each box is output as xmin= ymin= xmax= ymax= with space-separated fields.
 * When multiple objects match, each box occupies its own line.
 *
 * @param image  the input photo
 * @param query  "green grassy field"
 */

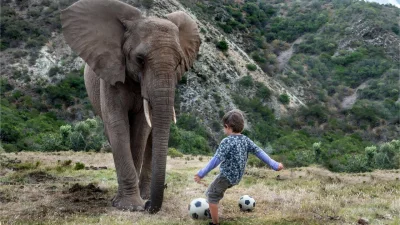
xmin=0 ymin=152 xmax=399 ymax=225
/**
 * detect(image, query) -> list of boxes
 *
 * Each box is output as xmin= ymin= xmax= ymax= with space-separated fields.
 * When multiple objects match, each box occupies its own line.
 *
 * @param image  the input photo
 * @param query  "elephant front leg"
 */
xmin=128 ymin=110 xmax=152 ymax=200
xmin=139 ymin=134 xmax=152 ymax=200
xmin=106 ymin=119 xmax=145 ymax=211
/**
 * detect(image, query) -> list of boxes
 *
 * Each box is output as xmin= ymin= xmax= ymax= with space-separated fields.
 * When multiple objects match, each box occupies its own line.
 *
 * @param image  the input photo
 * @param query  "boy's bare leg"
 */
xmin=209 ymin=203 xmax=219 ymax=224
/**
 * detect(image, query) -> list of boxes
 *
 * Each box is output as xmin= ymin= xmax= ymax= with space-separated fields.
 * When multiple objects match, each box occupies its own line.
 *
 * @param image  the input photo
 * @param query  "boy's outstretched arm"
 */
xmin=194 ymin=156 xmax=221 ymax=183
xmin=255 ymin=151 xmax=284 ymax=171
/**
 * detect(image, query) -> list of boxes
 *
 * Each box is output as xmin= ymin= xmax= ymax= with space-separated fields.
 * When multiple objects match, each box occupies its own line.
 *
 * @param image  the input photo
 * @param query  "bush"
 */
xmin=247 ymin=154 xmax=265 ymax=168
xmin=74 ymin=162 xmax=85 ymax=170
xmin=216 ymin=39 xmax=229 ymax=51
xmin=36 ymin=133 xmax=64 ymax=151
xmin=255 ymin=82 xmax=271 ymax=100
xmin=246 ymin=64 xmax=257 ymax=71
xmin=3 ymin=143 xmax=18 ymax=152
xmin=0 ymin=78 xmax=13 ymax=92
xmin=48 ymin=66 xmax=61 ymax=77
xmin=169 ymin=119 xmax=212 ymax=155
xmin=60 ymin=118 xmax=106 ymax=152
xmin=178 ymin=130 xmax=211 ymax=155
xmin=374 ymin=141 xmax=400 ymax=169
xmin=278 ymin=94 xmax=290 ymax=104
xmin=168 ymin=148 xmax=183 ymax=158
xmin=238 ymin=75 xmax=253 ymax=87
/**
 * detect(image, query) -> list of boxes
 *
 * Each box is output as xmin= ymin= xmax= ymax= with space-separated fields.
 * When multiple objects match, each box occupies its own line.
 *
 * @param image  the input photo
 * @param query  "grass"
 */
xmin=0 ymin=152 xmax=399 ymax=225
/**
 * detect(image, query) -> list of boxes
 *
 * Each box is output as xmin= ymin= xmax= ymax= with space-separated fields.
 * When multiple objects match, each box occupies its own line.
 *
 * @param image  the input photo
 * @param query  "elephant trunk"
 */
xmin=148 ymin=78 xmax=175 ymax=213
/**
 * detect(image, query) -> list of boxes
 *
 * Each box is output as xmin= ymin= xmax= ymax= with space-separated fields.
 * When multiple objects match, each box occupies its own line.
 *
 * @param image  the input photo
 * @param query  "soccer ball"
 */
xmin=238 ymin=195 xmax=256 ymax=211
xmin=188 ymin=198 xmax=210 ymax=220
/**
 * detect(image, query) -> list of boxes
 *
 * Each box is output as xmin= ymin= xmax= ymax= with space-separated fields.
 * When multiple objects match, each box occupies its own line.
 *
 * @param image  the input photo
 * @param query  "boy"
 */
xmin=194 ymin=109 xmax=284 ymax=225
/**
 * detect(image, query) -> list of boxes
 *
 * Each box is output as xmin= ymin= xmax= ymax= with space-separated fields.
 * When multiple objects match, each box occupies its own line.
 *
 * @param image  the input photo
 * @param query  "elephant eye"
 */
xmin=136 ymin=55 xmax=145 ymax=67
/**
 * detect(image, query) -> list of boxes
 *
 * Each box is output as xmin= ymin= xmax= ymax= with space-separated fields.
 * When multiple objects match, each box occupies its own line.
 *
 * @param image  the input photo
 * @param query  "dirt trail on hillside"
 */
xmin=341 ymin=81 xmax=369 ymax=109
xmin=277 ymin=37 xmax=304 ymax=71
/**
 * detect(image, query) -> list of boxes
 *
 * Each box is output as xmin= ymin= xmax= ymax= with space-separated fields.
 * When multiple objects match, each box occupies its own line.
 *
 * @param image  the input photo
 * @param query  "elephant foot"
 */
xmin=140 ymin=187 xmax=150 ymax=200
xmin=112 ymin=195 xmax=145 ymax=211
xmin=111 ymin=190 xmax=123 ymax=206
xmin=144 ymin=200 xmax=151 ymax=211
xmin=139 ymin=181 xmax=151 ymax=200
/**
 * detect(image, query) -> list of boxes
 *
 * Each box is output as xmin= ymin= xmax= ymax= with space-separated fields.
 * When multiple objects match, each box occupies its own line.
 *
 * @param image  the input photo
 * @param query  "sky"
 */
xmin=364 ymin=0 xmax=400 ymax=8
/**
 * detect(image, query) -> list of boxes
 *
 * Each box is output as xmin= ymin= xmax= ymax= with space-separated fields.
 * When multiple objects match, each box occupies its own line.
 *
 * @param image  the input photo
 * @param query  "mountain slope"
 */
xmin=0 ymin=0 xmax=399 ymax=172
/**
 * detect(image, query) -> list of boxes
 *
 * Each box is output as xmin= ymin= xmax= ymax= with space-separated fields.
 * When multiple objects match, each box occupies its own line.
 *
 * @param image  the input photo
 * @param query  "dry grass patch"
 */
xmin=0 ymin=152 xmax=399 ymax=224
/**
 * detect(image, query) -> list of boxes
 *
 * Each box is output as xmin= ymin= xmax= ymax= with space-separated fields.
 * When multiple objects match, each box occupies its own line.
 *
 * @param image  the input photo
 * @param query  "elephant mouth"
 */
xmin=143 ymin=99 xmax=176 ymax=128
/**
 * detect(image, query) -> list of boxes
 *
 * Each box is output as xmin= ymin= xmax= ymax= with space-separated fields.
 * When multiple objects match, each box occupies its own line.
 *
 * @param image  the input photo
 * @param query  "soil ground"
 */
xmin=0 ymin=152 xmax=399 ymax=225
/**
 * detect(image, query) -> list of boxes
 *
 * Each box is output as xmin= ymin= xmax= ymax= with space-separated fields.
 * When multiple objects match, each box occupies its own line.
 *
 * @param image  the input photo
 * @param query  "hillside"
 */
xmin=0 ymin=0 xmax=399 ymax=172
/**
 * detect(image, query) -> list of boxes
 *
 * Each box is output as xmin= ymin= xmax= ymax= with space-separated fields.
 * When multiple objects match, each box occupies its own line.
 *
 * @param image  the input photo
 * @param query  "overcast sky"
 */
xmin=364 ymin=0 xmax=400 ymax=8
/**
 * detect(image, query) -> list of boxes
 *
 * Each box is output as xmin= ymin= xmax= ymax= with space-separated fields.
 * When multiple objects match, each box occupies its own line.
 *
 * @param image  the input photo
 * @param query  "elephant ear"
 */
xmin=166 ymin=11 xmax=201 ymax=80
xmin=61 ymin=0 xmax=142 ymax=85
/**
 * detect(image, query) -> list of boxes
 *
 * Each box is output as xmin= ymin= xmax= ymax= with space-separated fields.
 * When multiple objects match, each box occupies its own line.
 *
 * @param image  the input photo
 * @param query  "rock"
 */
xmin=358 ymin=217 xmax=369 ymax=225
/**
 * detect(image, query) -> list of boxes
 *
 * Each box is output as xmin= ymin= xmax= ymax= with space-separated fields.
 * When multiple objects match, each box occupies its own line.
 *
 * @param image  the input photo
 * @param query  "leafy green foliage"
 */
xmin=278 ymin=94 xmax=290 ymax=105
xmin=61 ymin=118 xmax=106 ymax=152
xmin=216 ymin=39 xmax=229 ymax=51
xmin=43 ymin=70 xmax=87 ymax=107
xmin=74 ymin=162 xmax=85 ymax=170
xmin=246 ymin=64 xmax=257 ymax=71
xmin=168 ymin=148 xmax=184 ymax=158
xmin=0 ymin=0 xmax=64 ymax=51
xmin=238 ymin=75 xmax=254 ymax=87
xmin=169 ymin=114 xmax=212 ymax=155
xmin=255 ymin=82 xmax=271 ymax=100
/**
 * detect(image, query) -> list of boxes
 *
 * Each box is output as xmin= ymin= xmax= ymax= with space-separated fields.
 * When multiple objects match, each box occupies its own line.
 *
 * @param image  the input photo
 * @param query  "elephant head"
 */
xmin=61 ymin=0 xmax=200 ymax=213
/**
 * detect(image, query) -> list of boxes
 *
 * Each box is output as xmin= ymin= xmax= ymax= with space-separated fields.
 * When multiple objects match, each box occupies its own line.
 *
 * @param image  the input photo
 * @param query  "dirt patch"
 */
xmin=67 ymin=183 xmax=104 ymax=194
xmin=26 ymin=171 xmax=56 ymax=183
xmin=0 ymin=191 xmax=17 ymax=203
xmin=15 ymin=183 xmax=111 ymax=222
xmin=58 ymin=183 xmax=109 ymax=214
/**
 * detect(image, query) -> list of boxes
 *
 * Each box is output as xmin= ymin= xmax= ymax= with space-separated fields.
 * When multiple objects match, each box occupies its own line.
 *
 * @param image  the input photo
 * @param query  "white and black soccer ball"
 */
xmin=188 ymin=198 xmax=210 ymax=220
xmin=238 ymin=195 xmax=256 ymax=211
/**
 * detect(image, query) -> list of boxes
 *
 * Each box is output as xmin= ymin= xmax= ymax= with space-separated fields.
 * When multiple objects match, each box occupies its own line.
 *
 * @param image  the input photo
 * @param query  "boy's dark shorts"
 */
xmin=206 ymin=175 xmax=233 ymax=204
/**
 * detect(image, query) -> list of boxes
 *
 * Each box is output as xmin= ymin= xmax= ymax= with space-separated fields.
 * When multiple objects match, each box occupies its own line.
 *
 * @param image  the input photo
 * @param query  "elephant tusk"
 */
xmin=173 ymin=107 xmax=177 ymax=124
xmin=143 ymin=99 xmax=152 ymax=128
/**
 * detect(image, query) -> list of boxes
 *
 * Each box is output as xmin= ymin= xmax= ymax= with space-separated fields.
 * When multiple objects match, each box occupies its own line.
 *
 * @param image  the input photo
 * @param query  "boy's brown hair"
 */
xmin=222 ymin=109 xmax=245 ymax=133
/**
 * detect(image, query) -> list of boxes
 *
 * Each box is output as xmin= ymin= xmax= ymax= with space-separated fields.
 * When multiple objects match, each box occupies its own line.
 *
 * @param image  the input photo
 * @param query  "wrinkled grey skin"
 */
xmin=61 ymin=0 xmax=200 ymax=213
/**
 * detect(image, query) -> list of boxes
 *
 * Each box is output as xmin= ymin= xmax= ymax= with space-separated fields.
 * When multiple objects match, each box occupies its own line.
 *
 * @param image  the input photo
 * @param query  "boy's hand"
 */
xmin=277 ymin=163 xmax=284 ymax=171
xmin=194 ymin=174 xmax=202 ymax=183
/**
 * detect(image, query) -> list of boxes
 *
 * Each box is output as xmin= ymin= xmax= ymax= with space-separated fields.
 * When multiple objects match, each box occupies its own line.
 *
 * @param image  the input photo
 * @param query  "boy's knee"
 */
xmin=207 ymin=192 xmax=223 ymax=204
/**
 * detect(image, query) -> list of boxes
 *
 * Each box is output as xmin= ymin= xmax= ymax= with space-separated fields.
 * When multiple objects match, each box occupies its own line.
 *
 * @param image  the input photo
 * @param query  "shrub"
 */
xmin=3 ymin=143 xmax=18 ymax=152
xmin=364 ymin=145 xmax=377 ymax=168
xmin=74 ymin=162 xmax=85 ymax=170
xmin=61 ymin=159 xmax=72 ymax=166
xmin=141 ymin=0 xmax=154 ymax=9
xmin=36 ymin=133 xmax=64 ymax=151
xmin=345 ymin=154 xmax=370 ymax=172
xmin=247 ymin=154 xmax=265 ymax=168
xmin=178 ymin=130 xmax=211 ymax=155
xmin=374 ymin=141 xmax=400 ymax=169
xmin=279 ymin=94 xmax=290 ymax=104
xmin=255 ymin=82 xmax=271 ymax=100
xmin=60 ymin=118 xmax=106 ymax=152
xmin=0 ymin=78 xmax=13 ymax=92
xmin=216 ymin=39 xmax=229 ymax=51
xmin=246 ymin=64 xmax=257 ymax=71
xmin=175 ymin=113 xmax=210 ymax=139
xmin=48 ymin=66 xmax=61 ymax=77
xmin=168 ymin=148 xmax=183 ymax=158
xmin=238 ymin=75 xmax=253 ymax=87
xmin=313 ymin=142 xmax=322 ymax=162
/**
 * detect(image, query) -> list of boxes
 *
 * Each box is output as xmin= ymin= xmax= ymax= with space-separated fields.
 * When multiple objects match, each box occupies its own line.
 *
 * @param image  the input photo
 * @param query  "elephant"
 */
xmin=60 ymin=0 xmax=200 ymax=213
